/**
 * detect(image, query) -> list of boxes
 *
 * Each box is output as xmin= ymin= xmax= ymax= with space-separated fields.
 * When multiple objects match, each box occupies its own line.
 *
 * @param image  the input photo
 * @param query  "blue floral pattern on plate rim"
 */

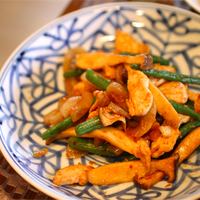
xmin=1 ymin=2 xmax=200 ymax=200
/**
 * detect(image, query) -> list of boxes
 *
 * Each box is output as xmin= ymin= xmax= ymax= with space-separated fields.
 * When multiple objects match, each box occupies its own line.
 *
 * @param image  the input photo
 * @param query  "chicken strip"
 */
xmin=53 ymin=164 xmax=94 ymax=186
xmin=125 ymin=64 xmax=153 ymax=116
xmin=114 ymin=29 xmax=150 ymax=54
xmin=158 ymin=81 xmax=188 ymax=104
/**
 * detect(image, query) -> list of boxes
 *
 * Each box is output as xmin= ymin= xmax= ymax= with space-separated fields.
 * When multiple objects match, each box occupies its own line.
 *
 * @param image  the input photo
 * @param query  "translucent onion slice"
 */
xmin=106 ymin=82 xmax=128 ymax=103
xmin=60 ymin=96 xmax=82 ymax=118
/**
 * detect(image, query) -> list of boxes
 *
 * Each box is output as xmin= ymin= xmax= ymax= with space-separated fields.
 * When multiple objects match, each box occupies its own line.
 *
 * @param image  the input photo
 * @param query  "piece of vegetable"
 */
xmin=131 ymin=64 xmax=200 ymax=85
xmin=120 ymin=52 xmax=170 ymax=66
xmin=63 ymin=47 xmax=86 ymax=94
xmin=151 ymin=121 xmax=180 ymax=158
xmin=173 ymin=127 xmax=200 ymax=164
xmin=185 ymin=100 xmax=194 ymax=109
xmin=125 ymin=100 xmax=157 ymax=140
xmin=106 ymin=82 xmax=129 ymax=103
xmin=42 ymin=116 xmax=74 ymax=140
xmin=63 ymin=68 xmax=85 ymax=78
xmin=169 ymin=100 xmax=200 ymax=120
xmin=86 ymin=69 xmax=111 ymax=91
xmin=149 ymin=82 xmax=180 ymax=128
xmin=66 ymin=144 xmax=88 ymax=159
xmin=69 ymin=137 xmax=117 ymax=157
xmin=70 ymin=91 xmax=94 ymax=122
xmin=179 ymin=120 xmax=200 ymax=139
xmin=88 ymin=154 xmax=179 ymax=185
xmin=75 ymin=116 xmax=103 ymax=136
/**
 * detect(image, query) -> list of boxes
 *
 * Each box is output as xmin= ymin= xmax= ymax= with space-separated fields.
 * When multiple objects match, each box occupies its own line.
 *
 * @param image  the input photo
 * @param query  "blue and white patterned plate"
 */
xmin=1 ymin=2 xmax=200 ymax=200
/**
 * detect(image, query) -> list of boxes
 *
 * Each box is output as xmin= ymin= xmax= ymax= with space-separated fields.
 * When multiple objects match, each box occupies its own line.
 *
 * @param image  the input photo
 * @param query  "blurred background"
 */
xmin=0 ymin=0 xmax=71 ymax=70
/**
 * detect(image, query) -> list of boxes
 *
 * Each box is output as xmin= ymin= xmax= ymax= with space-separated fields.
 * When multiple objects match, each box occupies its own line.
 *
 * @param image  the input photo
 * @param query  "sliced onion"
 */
xmin=58 ymin=97 xmax=67 ymax=108
xmin=43 ymin=109 xmax=64 ymax=125
xmin=108 ymin=102 xmax=130 ymax=119
xmin=159 ymin=126 xmax=172 ymax=137
xmin=60 ymin=96 xmax=82 ymax=118
xmin=106 ymin=82 xmax=129 ymax=103
xmin=70 ymin=91 xmax=94 ymax=122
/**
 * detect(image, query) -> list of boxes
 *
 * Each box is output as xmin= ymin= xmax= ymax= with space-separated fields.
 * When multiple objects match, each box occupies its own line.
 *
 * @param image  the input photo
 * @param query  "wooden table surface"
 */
xmin=0 ymin=0 xmax=199 ymax=199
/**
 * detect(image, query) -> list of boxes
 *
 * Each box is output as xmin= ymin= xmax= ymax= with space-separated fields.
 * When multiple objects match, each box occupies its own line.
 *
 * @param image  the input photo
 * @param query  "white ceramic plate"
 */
xmin=185 ymin=0 xmax=200 ymax=13
xmin=1 ymin=2 xmax=200 ymax=200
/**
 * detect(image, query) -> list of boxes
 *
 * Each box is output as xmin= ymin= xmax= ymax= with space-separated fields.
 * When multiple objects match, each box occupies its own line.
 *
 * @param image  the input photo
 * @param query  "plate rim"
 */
xmin=1 ymin=2 xmax=200 ymax=200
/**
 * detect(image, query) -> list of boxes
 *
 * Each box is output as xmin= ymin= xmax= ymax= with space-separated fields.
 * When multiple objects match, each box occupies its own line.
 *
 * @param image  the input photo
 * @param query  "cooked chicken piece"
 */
xmin=194 ymin=94 xmax=200 ymax=114
xmin=149 ymin=78 xmax=167 ymax=87
xmin=125 ymin=64 xmax=153 ymax=116
xmin=151 ymin=122 xmax=181 ymax=158
xmin=76 ymin=52 xmax=152 ymax=70
xmin=153 ymin=63 xmax=176 ymax=72
xmin=158 ymin=81 xmax=188 ymax=104
xmin=53 ymin=164 xmax=94 ymax=186
xmin=187 ymin=88 xmax=199 ymax=102
xmin=114 ymin=29 xmax=150 ymax=54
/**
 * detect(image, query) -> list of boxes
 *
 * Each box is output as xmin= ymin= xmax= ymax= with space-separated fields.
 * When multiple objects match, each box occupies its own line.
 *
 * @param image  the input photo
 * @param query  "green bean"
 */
xmin=75 ymin=116 xmax=103 ymax=136
xmin=179 ymin=120 xmax=200 ymax=139
xmin=69 ymin=137 xmax=117 ymax=157
xmin=63 ymin=68 xmax=85 ymax=78
xmin=124 ymin=154 xmax=139 ymax=161
xmin=169 ymin=100 xmax=200 ymax=120
xmin=131 ymin=65 xmax=200 ymax=85
xmin=86 ymin=68 xmax=111 ymax=91
xmin=42 ymin=116 xmax=74 ymax=140
xmin=120 ymin=52 xmax=170 ymax=66
xmin=185 ymin=100 xmax=194 ymax=110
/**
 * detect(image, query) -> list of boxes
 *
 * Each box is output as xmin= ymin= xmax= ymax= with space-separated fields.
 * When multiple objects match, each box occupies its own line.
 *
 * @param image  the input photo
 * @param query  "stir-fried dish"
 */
xmin=42 ymin=29 xmax=200 ymax=190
